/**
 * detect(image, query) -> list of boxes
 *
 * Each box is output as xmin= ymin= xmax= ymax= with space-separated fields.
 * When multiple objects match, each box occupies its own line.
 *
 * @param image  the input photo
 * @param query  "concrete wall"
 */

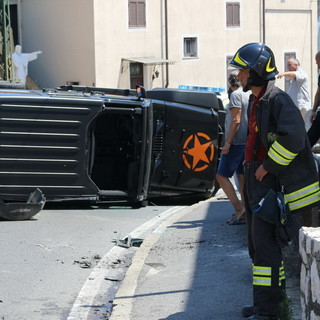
xmin=166 ymin=0 xmax=261 ymax=90
xmin=93 ymin=0 xmax=165 ymax=89
xmin=14 ymin=0 xmax=318 ymax=93
xmin=18 ymin=0 xmax=95 ymax=88
xmin=265 ymin=0 xmax=317 ymax=98
xmin=166 ymin=0 xmax=317 ymax=95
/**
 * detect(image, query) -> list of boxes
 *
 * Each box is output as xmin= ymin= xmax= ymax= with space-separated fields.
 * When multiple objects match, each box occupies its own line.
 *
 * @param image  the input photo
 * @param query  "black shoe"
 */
xmin=247 ymin=315 xmax=279 ymax=320
xmin=242 ymin=305 xmax=254 ymax=317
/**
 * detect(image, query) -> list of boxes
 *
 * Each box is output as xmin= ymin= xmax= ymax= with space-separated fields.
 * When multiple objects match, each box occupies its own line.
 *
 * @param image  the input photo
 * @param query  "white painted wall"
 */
xmin=15 ymin=0 xmax=318 ymax=94
xmin=93 ymin=0 xmax=165 ymax=89
xmin=19 ymin=0 xmax=95 ymax=88
xmin=166 ymin=0 xmax=261 ymax=90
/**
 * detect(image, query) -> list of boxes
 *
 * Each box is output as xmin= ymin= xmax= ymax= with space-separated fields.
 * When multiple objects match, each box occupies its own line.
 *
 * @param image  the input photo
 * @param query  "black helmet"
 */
xmin=229 ymin=42 xmax=278 ymax=80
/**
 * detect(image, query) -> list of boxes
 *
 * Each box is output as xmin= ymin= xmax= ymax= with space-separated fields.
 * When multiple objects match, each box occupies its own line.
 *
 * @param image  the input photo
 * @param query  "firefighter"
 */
xmin=229 ymin=43 xmax=320 ymax=320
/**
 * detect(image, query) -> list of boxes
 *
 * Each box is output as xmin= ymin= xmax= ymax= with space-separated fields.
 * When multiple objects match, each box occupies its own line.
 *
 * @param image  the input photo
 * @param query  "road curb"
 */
xmin=109 ymin=200 xmax=206 ymax=320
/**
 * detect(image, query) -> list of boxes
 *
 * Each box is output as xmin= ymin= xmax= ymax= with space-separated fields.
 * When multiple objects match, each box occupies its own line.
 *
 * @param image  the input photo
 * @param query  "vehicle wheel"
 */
xmin=131 ymin=200 xmax=148 ymax=209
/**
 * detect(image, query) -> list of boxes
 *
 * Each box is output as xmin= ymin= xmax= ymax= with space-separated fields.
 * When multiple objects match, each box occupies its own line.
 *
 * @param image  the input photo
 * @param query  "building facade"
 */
xmin=10 ymin=0 xmax=318 ymax=96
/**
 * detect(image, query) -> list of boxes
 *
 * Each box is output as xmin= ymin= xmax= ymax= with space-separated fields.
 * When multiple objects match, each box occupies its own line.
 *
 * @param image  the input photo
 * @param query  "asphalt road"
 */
xmin=0 ymin=203 xmax=179 ymax=320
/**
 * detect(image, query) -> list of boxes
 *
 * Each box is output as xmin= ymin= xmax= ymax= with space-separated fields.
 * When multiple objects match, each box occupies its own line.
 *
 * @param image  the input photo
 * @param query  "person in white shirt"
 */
xmin=277 ymin=58 xmax=311 ymax=120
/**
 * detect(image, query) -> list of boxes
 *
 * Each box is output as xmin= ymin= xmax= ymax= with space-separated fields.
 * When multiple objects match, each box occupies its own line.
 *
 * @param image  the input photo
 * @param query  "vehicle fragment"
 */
xmin=0 ymin=188 xmax=45 ymax=220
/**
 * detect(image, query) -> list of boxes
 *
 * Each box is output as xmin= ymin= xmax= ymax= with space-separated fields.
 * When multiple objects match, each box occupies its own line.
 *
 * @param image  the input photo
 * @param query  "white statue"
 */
xmin=12 ymin=45 xmax=42 ymax=86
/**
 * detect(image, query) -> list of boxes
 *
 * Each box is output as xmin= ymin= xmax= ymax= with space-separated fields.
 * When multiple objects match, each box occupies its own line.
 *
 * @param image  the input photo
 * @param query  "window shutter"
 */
xmin=129 ymin=0 xmax=145 ymax=27
xmin=233 ymin=3 xmax=240 ymax=26
xmin=226 ymin=2 xmax=240 ymax=27
xmin=129 ymin=2 xmax=137 ymax=27
xmin=137 ymin=1 xmax=146 ymax=26
xmin=226 ymin=3 xmax=233 ymax=26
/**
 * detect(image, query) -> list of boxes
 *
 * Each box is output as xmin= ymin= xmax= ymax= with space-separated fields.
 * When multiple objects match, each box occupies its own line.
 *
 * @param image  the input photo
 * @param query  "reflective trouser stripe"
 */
xmin=268 ymin=141 xmax=297 ymax=166
xmin=253 ymin=263 xmax=285 ymax=287
xmin=279 ymin=262 xmax=285 ymax=285
xmin=253 ymin=266 xmax=271 ymax=276
xmin=253 ymin=276 xmax=272 ymax=286
xmin=285 ymin=182 xmax=320 ymax=211
xmin=253 ymin=265 xmax=272 ymax=287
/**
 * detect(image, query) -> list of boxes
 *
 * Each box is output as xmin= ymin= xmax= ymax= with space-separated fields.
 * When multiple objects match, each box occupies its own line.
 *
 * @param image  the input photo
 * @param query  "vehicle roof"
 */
xmin=0 ymin=87 xmax=137 ymax=103
xmin=146 ymin=88 xmax=222 ymax=110
xmin=0 ymin=86 xmax=223 ymax=110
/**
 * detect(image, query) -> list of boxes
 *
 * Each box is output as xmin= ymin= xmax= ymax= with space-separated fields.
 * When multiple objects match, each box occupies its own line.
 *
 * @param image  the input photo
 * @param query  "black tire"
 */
xmin=131 ymin=200 xmax=148 ymax=209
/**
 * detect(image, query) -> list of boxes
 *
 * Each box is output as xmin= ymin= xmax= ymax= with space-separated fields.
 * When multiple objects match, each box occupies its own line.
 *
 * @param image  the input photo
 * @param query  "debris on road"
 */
xmin=74 ymin=254 xmax=102 ymax=268
xmin=112 ymin=233 xmax=144 ymax=248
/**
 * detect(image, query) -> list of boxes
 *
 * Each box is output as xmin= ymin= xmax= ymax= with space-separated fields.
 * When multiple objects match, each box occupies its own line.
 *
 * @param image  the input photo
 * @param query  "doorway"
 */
xmin=284 ymin=52 xmax=296 ymax=92
xmin=130 ymin=62 xmax=144 ymax=89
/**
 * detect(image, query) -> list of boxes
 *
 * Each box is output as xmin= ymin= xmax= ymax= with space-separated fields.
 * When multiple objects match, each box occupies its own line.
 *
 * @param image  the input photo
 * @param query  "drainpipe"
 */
xmin=262 ymin=0 xmax=265 ymax=43
xmin=17 ymin=0 xmax=22 ymax=44
xmin=164 ymin=0 xmax=169 ymax=87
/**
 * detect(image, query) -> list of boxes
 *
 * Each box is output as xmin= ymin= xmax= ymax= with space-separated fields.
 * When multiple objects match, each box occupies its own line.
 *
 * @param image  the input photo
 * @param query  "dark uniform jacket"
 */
xmin=253 ymin=80 xmax=320 ymax=212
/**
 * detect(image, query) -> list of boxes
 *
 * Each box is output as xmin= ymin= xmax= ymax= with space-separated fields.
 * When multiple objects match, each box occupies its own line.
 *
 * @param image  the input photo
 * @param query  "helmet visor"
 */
xmin=229 ymin=52 xmax=251 ymax=70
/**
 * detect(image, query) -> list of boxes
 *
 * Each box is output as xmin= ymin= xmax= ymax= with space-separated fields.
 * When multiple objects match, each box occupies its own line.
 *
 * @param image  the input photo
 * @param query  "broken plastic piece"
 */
xmin=0 ymin=188 xmax=46 ymax=221
xmin=116 ymin=235 xmax=144 ymax=248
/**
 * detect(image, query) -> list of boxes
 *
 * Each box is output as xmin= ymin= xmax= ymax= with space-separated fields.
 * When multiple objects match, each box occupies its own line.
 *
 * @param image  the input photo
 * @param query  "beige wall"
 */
xmin=166 ymin=0 xmax=317 ymax=96
xmin=19 ymin=0 xmax=95 ymax=88
xmin=14 ymin=0 xmax=318 ymax=94
xmin=167 ymin=0 xmax=262 ymax=89
xmin=264 ymin=2 xmax=317 ymax=97
xmin=93 ymin=0 xmax=165 ymax=89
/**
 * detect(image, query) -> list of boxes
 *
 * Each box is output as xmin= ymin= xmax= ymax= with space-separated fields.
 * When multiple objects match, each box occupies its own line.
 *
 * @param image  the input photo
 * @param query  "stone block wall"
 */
xmin=299 ymin=227 xmax=320 ymax=320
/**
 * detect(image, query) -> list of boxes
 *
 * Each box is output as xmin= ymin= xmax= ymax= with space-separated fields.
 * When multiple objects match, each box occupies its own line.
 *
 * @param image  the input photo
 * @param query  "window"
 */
xmin=183 ymin=37 xmax=198 ymax=58
xmin=226 ymin=2 xmax=240 ymax=27
xmin=66 ymin=81 xmax=80 ymax=86
xmin=128 ymin=0 xmax=146 ymax=28
xmin=284 ymin=52 xmax=296 ymax=92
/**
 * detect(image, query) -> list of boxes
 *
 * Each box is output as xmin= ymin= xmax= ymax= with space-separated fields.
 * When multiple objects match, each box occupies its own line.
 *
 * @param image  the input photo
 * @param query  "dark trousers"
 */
xmin=244 ymin=162 xmax=285 ymax=316
xmin=307 ymin=110 xmax=320 ymax=147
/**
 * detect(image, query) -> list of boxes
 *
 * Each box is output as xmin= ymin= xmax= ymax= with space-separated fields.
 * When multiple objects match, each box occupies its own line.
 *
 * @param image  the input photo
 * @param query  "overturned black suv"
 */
xmin=0 ymin=85 xmax=225 ymax=215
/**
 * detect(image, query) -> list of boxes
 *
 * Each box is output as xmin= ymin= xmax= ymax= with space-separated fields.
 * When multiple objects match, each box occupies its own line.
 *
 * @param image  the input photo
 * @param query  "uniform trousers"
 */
xmin=244 ymin=162 xmax=285 ymax=316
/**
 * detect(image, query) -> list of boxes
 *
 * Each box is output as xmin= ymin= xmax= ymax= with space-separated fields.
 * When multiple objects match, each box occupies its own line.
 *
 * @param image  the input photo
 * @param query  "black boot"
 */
xmin=247 ymin=315 xmax=279 ymax=320
xmin=242 ymin=305 xmax=254 ymax=317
